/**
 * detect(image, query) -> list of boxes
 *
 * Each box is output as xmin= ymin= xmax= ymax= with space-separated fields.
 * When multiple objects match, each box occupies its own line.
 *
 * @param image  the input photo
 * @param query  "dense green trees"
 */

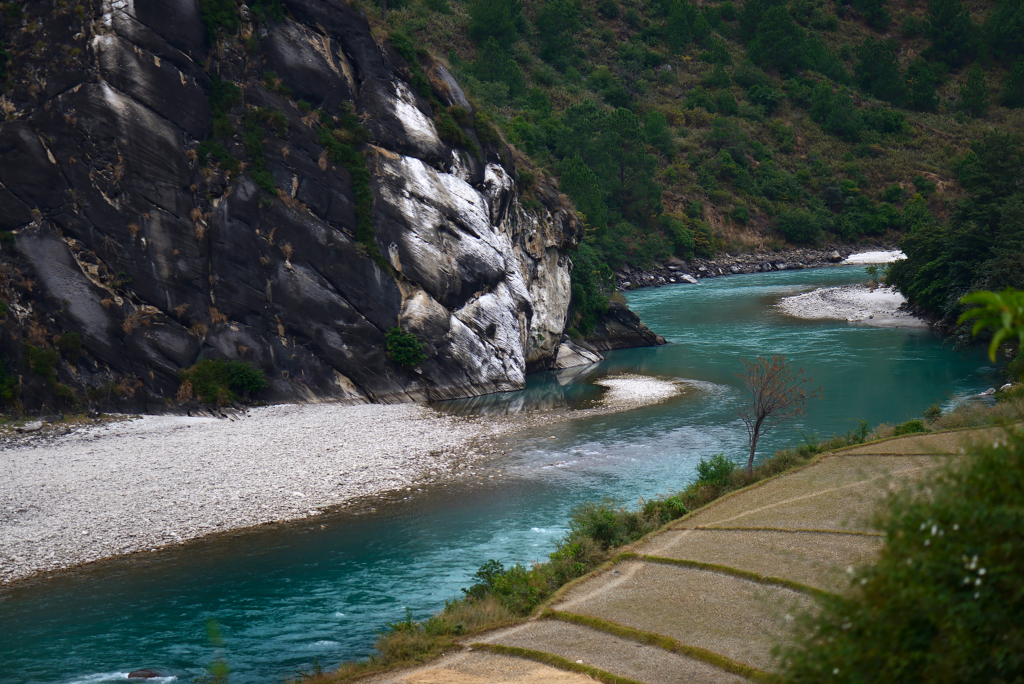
xmin=888 ymin=134 xmax=1024 ymax=321
xmin=926 ymin=0 xmax=977 ymax=66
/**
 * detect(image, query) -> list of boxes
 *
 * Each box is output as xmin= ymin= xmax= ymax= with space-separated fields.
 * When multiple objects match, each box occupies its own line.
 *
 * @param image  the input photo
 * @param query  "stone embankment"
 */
xmin=615 ymin=246 xmax=863 ymax=290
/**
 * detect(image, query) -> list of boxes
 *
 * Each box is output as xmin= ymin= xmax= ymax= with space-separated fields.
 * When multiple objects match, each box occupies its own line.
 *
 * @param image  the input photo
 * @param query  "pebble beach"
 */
xmin=0 ymin=375 xmax=682 ymax=585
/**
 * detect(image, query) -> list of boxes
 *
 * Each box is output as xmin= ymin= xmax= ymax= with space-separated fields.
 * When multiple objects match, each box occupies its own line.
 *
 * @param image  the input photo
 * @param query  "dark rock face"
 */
xmin=0 ymin=0 xmax=656 ymax=412
xmin=587 ymin=302 xmax=666 ymax=351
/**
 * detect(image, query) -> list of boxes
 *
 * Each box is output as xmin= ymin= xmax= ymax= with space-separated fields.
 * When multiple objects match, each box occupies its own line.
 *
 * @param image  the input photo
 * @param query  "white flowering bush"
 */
xmin=777 ymin=430 xmax=1024 ymax=682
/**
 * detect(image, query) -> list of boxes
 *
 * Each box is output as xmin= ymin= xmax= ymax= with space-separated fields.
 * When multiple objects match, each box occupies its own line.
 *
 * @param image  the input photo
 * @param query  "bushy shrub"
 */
xmin=24 ymin=344 xmax=58 ymax=382
xmin=200 ymin=0 xmax=240 ymax=38
xmin=776 ymin=208 xmax=822 ymax=243
xmin=778 ymin=430 xmax=1024 ymax=682
xmin=893 ymin=418 xmax=929 ymax=436
xmin=385 ymin=328 xmax=427 ymax=367
xmin=695 ymin=453 xmax=738 ymax=487
xmin=922 ymin=403 xmax=943 ymax=422
xmin=56 ymin=332 xmax=82 ymax=363
xmin=178 ymin=358 xmax=267 ymax=406
xmin=0 ymin=359 xmax=17 ymax=404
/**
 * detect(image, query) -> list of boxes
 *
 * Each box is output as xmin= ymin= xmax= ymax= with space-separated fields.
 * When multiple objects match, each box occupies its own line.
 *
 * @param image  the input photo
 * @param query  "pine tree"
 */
xmin=1001 ymin=59 xmax=1024 ymax=108
xmin=467 ymin=0 xmax=522 ymax=48
xmin=960 ymin=62 xmax=990 ymax=116
xmin=560 ymin=155 xmax=608 ymax=228
xmin=855 ymin=38 xmax=909 ymax=105
xmin=747 ymin=6 xmax=806 ymax=73
xmin=926 ymin=0 xmax=976 ymax=67
xmin=906 ymin=58 xmax=940 ymax=111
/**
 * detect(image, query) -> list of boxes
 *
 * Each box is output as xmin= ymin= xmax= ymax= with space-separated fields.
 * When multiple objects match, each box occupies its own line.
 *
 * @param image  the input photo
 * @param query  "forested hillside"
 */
xmin=371 ymin=0 xmax=1024 ymax=331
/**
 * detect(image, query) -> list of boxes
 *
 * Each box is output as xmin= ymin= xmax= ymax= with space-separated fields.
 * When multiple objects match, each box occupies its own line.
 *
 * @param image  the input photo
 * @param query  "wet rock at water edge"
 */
xmin=127 ymin=670 xmax=163 ymax=679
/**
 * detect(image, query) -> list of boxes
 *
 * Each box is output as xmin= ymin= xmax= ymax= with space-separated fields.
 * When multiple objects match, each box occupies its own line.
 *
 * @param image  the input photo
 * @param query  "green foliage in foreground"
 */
xmin=778 ymin=429 xmax=1024 ymax=682
xmin=179 ymin=358 xmax=267 ymax=406
xmin=958 ymin=288 xmax=1024 ymax=362
xmin=385 ymin=328 xmax=427 ymax=368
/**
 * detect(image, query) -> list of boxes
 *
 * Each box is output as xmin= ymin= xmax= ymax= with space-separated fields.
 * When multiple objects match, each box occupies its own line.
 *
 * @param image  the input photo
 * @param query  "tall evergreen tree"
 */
xmin=747 ymin=6 xmax=806 ymax=73
xmin=467 ymin=0 xmax=523 ymax=48
xmin=960 ymin=63 xmax=989 ymax=116
xmin=985 ymin=0 xmax=1024 ymax=60
xmin=855 ymin=38 xmax=909 ymax=105
xmin=1001 ymin=58 xmax=1024 ymax=108
xmin=851 ymin=0 xmax=890 ymax=29
xmin=560 ymin=154 xmax=609 ymax=228
xmin=536 ymin=0 xmax=582 ymax=68
xmin=738 ymin=0 xmax=786 ymax=41
xmin=600 ymin=108 xmax=663 ymax=222
xmin=926 ymin=0 xmax=976 ymax=67
xmin=906 ymin=57 xmax=940 ymax=111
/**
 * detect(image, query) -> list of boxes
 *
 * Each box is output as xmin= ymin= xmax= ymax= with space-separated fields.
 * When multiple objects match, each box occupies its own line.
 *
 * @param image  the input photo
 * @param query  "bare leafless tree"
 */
xmin=732 ymin=355 xmax=821 ymax=475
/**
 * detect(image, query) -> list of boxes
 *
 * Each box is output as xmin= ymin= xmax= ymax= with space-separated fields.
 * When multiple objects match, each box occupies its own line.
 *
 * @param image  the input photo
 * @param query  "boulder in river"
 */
xmin=127 ymin=670 xmax=162 ymax=679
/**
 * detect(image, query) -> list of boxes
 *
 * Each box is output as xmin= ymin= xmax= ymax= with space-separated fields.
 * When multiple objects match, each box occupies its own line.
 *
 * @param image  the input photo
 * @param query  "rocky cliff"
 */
xmin=0 ymin=0 xmax=661 ymax=412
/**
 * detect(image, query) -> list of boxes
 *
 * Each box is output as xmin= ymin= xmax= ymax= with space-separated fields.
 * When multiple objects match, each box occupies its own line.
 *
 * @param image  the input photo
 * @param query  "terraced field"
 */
xmin=362 ymin=427 xmax=1005 ymax=684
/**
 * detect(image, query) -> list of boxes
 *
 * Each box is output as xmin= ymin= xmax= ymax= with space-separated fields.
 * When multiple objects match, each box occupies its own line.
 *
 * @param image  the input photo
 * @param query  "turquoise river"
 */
xmin=0 ymin=265 xmax=995 ymax=684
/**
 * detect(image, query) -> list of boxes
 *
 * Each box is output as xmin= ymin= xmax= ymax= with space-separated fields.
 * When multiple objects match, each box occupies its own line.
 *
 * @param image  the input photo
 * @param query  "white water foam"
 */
xmin=842 ymin=250 xmax=906 ymax=264
xmin=66 ymin=674 xmax=176 ymax=684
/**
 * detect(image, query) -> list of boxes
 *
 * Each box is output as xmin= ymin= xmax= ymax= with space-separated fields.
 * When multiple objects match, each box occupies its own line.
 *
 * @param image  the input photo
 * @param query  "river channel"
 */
xmin=0 ymin=265 xmax=994 ymax=684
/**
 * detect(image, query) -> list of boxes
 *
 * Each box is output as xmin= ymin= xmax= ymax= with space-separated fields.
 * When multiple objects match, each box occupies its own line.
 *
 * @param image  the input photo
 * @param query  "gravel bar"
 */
xmin=776 ymin=284 xmax=927 ymax=328
xmin=1 ymin=376 xmax=682 ymax=585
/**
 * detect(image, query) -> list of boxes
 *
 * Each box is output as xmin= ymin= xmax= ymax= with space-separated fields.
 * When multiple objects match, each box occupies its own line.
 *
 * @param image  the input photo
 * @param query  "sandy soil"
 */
xmin=776 ymin=284 xmax=927 ymax=327
xmin=0 ymin=375 xmax=682 ymax=585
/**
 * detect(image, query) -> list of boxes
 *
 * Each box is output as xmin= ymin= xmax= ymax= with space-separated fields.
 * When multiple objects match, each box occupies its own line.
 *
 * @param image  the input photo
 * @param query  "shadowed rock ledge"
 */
xmin=0 ymin=0 xmax=661 ymax=412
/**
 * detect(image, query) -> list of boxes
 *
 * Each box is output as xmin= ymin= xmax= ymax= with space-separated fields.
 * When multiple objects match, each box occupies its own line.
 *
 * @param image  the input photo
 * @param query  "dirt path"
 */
xmin=360 ymin=428 xmax=1005 ymax=684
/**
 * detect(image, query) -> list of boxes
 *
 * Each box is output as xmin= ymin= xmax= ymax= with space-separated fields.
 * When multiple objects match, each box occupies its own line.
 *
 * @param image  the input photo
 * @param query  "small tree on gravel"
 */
xmin=732 ymin=355 xmax=821 ymax=475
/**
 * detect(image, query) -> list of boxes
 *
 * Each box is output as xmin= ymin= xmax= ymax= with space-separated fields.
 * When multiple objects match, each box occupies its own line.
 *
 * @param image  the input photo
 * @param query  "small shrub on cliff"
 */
xmin=0 ymin=40 xmax=9 ymax=82
xmin=199 ymin=0 xmax=240 ymax=38
xmin=385 ymin=328 xmax=427 ymax=368
xmin=0 ymin=359 xmax=17 ymax=404
xmin=178 ymin=358 xmax=267 ymax=406
xmin=56 ymin=332 xmax=82 ymax=364
xmin=24 ymin=344 xmax=58 ymax=382
xmin=249 ymin=0 xmax=284 ymax=23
